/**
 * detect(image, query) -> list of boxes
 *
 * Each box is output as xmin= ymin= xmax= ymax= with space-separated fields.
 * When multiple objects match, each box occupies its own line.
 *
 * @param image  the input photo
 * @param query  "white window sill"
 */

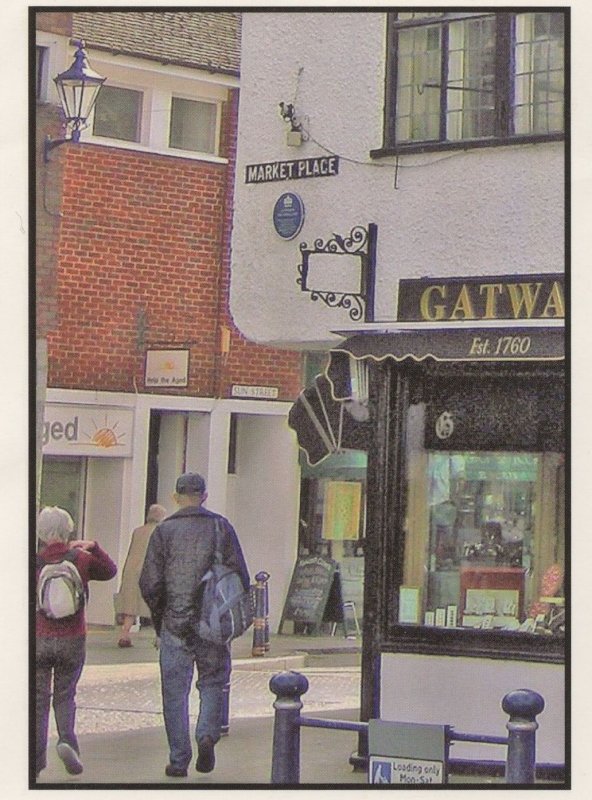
xmin=81 ymin=135 xmax=228 ymax=165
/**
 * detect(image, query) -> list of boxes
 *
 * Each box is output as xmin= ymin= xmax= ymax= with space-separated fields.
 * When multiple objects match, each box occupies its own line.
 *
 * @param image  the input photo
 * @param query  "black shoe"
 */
xmin=165 ymin=764 xmax=188 ymax=777
xmin=196 ymin=736 xmax=215 ymax=773
xmin=56 ymin=742 xmax=83 ymax=775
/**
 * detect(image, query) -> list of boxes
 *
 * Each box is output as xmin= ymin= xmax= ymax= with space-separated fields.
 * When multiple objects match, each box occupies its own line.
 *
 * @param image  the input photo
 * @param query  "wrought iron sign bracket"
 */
xmin=297 ymin=223 xmax=377 ymax=322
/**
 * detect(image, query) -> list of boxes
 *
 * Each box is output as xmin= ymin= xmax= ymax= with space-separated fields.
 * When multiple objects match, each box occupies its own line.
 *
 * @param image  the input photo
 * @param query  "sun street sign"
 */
xmin=231 ymin=384 xmax=279 ymax=399
xmin=245 ymin=155 xmax=339 ymax=184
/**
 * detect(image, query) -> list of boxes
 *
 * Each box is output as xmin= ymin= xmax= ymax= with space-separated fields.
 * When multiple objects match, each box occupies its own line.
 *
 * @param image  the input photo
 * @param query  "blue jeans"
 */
xmin=159 ymin=625 xmax=231 ymax=769
xmin=35 ymin=635 xmax=86 ymax=774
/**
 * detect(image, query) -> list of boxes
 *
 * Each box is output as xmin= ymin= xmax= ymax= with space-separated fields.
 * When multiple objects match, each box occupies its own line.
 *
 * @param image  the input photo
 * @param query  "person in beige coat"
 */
xmin=115 ymin=504 xmax=167 ymax=647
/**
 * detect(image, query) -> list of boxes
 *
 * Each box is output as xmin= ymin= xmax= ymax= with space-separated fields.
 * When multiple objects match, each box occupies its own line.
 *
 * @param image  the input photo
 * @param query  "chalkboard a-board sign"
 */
xmin=279 ymin=556 xmax=345 ymax=634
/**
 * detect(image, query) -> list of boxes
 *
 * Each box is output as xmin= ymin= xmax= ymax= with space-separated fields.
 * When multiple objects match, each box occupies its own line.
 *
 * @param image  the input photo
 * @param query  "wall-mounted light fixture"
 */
xmin=44 ymin=40 xmax=106 ymax=163
xmin=278 ymin=101 xmax=303 ymax=147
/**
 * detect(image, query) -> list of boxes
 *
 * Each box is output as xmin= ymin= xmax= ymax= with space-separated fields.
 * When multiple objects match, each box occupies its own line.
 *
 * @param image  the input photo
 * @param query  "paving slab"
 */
xmin=37 ymin=708 xmax=366 ymax=786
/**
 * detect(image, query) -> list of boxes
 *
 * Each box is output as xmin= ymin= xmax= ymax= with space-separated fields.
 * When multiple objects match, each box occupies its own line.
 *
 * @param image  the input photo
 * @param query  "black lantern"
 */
xmin=44 ymin=40 xmax=106 ymax=162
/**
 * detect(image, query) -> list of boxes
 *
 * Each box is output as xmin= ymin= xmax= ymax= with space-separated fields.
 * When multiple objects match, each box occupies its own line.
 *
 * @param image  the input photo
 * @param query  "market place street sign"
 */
xmin=397 ymin=274 xmax=564 ymax=322
xmin=245 ymin=155 xmax=339 ymax=184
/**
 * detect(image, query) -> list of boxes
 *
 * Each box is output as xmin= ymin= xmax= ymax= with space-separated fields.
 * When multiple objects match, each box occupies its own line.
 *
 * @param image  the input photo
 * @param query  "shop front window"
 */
xmin=298 ymin=451 xmax=367 ymax=631
xmin=402 ymin=430 xmax=565 ymax=637
xmin=39 ymin=456 xmax=87 ymax=542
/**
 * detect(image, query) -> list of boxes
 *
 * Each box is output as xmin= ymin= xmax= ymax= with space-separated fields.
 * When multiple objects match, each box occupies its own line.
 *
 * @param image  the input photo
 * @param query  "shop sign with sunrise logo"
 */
xmin=42 ymin=405 xmax=134 ymax=457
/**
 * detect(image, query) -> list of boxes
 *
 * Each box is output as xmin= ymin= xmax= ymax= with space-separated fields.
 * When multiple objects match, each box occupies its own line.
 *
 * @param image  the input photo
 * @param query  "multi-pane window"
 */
xmin=385 ymin=11 xmax=565 ymax=150
xmin=514 ymin=13 xmax=565 ymax=135
xmin=82 ymin=57 xmax=224 ymax=160
xmin=169 ymin=97 xmax=218 ymax=154
xmin=92 ymin=85 xmax=143 ymax=142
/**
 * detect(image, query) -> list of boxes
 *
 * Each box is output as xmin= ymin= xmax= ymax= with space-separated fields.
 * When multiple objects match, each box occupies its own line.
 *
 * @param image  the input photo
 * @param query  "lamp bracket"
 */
xmin=44 ymin=130 xmax=80 ymax=163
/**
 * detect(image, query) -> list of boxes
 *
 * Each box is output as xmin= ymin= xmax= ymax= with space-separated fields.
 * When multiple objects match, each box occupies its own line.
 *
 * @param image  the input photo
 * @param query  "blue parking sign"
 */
xmin=370 ymin=758 xmax=393 ymax=784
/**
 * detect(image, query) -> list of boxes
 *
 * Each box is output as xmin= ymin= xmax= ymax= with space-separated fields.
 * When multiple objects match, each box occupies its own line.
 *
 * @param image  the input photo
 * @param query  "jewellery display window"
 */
xmin=399 ymin=398 xmax=565 ymax=642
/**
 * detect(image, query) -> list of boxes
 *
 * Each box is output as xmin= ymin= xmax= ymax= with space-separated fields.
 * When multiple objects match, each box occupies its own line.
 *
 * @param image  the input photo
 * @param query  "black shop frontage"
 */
xmin=290 ymin=274 xmax=566 ymax=776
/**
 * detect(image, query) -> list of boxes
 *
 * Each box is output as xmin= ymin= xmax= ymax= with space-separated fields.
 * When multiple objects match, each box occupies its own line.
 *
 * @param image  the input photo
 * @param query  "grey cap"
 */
xmin=175 ymin=472 xmax=206 ymax=495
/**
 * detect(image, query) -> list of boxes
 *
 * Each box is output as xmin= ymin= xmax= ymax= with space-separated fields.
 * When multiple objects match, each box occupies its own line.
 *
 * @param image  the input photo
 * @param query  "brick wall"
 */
xmin=36 ymin=108 xmax=65 ymax=336
xmin=47 ymin=88 xmax=303 ymax=401
xmin=36 ymin=11 xmax=71 ymax=337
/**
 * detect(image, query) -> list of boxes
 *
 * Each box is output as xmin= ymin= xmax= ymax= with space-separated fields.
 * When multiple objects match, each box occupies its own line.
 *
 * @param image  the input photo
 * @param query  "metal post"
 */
xmin=263 ymin=571 xmax=270 ymax=651
xmin=269 ymin=671 xmax=309 ymax=784
xmin=220 ymin=680 xmax=230 ymax=736
xmin=252 ymin=570 xmax=270 ymax=656
xmin=502 ymin=689 xmax=545 ymax=784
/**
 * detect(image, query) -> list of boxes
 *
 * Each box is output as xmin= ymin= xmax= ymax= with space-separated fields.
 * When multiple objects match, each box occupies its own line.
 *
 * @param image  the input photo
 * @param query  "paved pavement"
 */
xmin=36 ymin=625 xmax=367 ymax=786
xmin=36 ymin=626 xmax=554 ymax=786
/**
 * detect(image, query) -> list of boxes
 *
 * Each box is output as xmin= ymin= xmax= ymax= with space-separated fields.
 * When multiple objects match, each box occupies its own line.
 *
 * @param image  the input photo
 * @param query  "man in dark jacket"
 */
xmin=139 ymin=473 xmax=250 ymax=778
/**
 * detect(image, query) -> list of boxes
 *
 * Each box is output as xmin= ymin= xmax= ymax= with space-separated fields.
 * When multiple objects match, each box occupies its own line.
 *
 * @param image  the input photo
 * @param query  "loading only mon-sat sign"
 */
xmin=245 ymin=155 xmax=339 ymax=184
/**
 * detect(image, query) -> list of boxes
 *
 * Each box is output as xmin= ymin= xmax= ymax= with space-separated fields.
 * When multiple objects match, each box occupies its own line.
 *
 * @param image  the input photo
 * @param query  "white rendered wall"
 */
xmin=230 ymin=12 xmax=564 ymax=347
xmin=45 ymin=390 xmax=298 ymax=627
xmin=232 ymin=414 xmax=301 ymax=631
xmin=381 ymin=653 xmax=564 ymax=765
xmin=84 ymin=458 xmax=124 ymax=625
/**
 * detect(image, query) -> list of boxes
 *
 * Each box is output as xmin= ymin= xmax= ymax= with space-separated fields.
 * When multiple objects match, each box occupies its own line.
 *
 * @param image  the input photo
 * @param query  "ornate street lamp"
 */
xmin=44 ymin=40 xmax=106 ymax=162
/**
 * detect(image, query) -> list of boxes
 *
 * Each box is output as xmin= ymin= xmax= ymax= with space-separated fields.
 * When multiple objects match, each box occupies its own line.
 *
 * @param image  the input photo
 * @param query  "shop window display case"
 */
xmin=399 ymin=395 xmax=565 ymax=655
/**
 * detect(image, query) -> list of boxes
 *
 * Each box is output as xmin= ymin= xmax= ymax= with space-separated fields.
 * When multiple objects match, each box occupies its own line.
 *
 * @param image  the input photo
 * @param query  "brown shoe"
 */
xmin=117 ymin=638 xmax=132 ymax=648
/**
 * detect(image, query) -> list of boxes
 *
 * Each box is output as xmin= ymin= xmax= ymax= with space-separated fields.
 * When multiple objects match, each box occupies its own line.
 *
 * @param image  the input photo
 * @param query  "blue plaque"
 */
xmin=273 ymin=192 xmax=305 ymax=240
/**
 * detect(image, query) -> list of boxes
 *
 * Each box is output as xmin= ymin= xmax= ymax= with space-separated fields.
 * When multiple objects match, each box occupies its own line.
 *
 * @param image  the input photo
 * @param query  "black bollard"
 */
xmin=262 ymin=572 xmax=270 ymax=651
xmin=252 ymin=571 xmax=270 ymax=656
xmin=269 ymin=670 xmax=309 ymax=784
xmin=502 ymin=689 xmax=545 ymax=784
xmin=220 ymin=680 xmax=230 ymax=736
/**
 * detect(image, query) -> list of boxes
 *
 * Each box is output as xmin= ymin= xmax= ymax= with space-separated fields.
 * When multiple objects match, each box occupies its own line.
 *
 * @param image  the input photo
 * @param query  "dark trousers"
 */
xmin=35 ymin=635 xmax=86 ymax=773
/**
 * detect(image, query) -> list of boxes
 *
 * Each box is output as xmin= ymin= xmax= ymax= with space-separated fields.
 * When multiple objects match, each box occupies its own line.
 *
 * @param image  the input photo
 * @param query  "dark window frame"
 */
xmin=374 ymin=10 xmax=566 ymax=157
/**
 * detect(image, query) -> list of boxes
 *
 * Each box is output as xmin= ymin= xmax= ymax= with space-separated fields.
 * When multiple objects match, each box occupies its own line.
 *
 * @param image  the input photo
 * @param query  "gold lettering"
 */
xmin=449 ymin=285 xmax=476 ymax=320
xmin=419 ymin=285 xmax=446 ymax=321
xmin=541 ymin=281 xmax=565 ymax=318
xmin=479 ymin=284 xmax=504 ymax=319
xmin=506 ymin=283 xmax=542 ymax=318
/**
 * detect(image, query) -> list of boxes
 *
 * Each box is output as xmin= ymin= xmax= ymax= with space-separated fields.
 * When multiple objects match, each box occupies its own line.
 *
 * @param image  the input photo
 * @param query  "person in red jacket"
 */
xmin=35 ymin=506 xmax=117 ymax=780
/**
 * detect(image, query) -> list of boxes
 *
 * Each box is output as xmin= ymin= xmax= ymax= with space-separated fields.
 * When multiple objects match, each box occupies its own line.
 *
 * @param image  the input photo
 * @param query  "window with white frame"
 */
xmin=82 ymin=55 xmax=228 ymax=161
xmin=383 ymin=10 xmax=565 ymax=152
xmin=93 ymin=85 xmax=143 ymax=142
xmin=169 ymin=97 xmax=218 ymax=154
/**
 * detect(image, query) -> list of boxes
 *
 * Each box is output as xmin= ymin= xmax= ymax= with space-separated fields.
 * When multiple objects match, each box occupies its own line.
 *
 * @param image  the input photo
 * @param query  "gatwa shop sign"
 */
xmin=397 ymin=274 xmax=564 ymax=322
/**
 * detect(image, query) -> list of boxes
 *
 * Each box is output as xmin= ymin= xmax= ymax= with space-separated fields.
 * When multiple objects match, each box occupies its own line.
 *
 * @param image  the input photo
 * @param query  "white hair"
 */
xmin=37 ymin=506 xmax=74 ymax=544
xmin=146 ymin=504 xmax=167 ymax=523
